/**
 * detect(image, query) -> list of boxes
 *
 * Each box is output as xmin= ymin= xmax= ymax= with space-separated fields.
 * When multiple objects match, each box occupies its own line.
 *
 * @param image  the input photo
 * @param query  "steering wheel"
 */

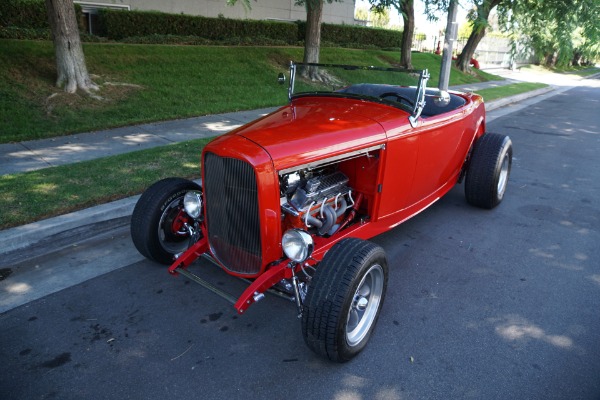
xmin=379 ymin=92 xmax=414 ymax=107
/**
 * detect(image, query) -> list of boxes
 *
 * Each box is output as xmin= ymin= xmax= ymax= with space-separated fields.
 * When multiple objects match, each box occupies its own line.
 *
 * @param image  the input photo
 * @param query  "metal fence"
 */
xmin=413 ymin=35 xmax=536 ymax=68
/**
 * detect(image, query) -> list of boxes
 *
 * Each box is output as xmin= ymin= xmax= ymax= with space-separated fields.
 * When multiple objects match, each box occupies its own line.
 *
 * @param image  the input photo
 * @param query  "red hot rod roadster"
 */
xmin=131 ymin=62 xmax=512 ymax=362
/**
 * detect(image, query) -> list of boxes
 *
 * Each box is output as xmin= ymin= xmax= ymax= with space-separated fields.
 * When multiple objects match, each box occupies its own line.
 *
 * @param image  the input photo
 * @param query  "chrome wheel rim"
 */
xmin=346 ymin=264 xmax=385 ymax=347
xmin=497 ymin=152 xmax=510 ymax=199
xmin=157 ymin=197 xmax=190 ymax=254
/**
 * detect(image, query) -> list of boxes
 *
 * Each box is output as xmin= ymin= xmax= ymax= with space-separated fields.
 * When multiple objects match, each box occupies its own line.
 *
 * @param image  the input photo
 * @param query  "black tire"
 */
xmin=302 ymin=238 xmax=388 ymax=362
xmin=131 ymin=178 xmax=202 ymax=264
xmin=465 ymin=133 xmax=512 ymax=209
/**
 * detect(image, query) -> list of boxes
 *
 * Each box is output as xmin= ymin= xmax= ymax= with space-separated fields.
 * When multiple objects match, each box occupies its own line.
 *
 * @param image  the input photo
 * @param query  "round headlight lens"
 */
xmin=282 ymin=229 xmax=314 ymax=263
xmin=183 ymin=191 xmax=202 ymax=219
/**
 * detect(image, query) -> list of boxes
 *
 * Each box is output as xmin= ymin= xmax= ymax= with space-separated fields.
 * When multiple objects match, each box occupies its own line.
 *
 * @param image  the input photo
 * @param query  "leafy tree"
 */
xmin=372 ymin=6 xmax=391 ymax=28
xmin=457 ymin=20 xmax=473 ymax=39
xmin=355 ymin=5 xmax=391 ymax=28
xmin=454 ymin=0 xmax=503 ymax=72
xmin=355 ymin=6 xmax=370 ymax=21
xmin=499 ymin=0 xmax=600 ymax=67
xmin=431 ymin=0 xmax=600 ymax=70
xmin=370 ymin=0 xmax=415 ymax=69
xmin=45 ymin=0 xmax=97 ymax=94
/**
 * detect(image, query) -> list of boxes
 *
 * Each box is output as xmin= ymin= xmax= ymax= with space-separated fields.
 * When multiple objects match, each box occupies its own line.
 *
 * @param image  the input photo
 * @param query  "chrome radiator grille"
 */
xmin=203 ymin=152 xmax=262 ymax=275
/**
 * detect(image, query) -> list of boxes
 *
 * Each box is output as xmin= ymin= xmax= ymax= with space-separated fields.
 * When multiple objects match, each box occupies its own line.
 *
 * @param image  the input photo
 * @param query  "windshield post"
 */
xmin=409 ymin=69 xmax=430 ymax=128
xmin=288 ymin=61 xmax=297 ymax=102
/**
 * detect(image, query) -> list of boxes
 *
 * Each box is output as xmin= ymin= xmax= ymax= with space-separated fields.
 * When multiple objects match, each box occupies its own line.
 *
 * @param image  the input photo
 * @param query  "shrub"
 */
xmin=0 ymin=26 xmax=51 ymax=40
xmin=99 ymin=9 xmax=403 ymax=50
xmin=297 ymin=22 xmax=402 ymax=49
xmin=1 ymin=1 xmax=405 ymax=51
xmin=0 ymin=0 xmax=84 ymax=32
xmin=119 ymin=34 xmax=212 ymax=46
xmin=99 ymin=9 xmax=298 ymax=44
xmin=0 ymin=0 xmax=48 ymax=29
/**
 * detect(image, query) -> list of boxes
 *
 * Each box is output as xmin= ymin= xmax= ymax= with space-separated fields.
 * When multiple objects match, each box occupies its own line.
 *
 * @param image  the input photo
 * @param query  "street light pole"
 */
xmin=439 ymin=0 xmax=459 ymax=91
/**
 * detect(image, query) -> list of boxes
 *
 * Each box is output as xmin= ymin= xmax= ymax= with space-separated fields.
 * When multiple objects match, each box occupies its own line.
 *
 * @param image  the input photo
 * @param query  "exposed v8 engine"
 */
xmin=280 ymin=168 xmax=353 ymax=236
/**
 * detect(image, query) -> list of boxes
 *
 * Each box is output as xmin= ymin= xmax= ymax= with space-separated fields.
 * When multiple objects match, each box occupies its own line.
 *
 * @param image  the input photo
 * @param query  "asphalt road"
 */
xmin=1 ymin=81 xmax=600 ymax=400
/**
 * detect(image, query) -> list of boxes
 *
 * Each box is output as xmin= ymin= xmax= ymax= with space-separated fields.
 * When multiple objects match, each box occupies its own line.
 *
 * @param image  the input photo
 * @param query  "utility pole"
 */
xmin=439 ymin=0 xmax=459 ymax=91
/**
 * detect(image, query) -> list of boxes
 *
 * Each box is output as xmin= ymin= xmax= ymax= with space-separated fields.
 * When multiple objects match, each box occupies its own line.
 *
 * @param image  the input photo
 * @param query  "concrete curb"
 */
xmin=0 ymin=86 xmax=561 ymax=263
xmin=0 ymin=196 xmax=138 ymax=264
xmin=485 ymin=86 xmax=555 ymax=112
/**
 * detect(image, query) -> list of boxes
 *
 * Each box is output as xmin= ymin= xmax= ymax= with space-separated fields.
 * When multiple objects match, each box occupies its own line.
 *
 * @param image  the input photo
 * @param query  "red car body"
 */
xmin=132 ymin=63 xmax=510 ymax=362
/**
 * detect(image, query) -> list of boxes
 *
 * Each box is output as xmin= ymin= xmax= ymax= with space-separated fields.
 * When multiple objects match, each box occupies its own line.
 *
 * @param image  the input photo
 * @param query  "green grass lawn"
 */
xmin=1 ymin=40 xmax=549 ymax=230
xmin=0 ymin=79 xmax=549 ymax=230
xmin=0 ymin=40 xmax=498 ymax=144
xmin=476 ymin=82 xmax=548 ymax=102
xmin=572 ymin=67 xmax=600 ymax=77
xmin=0 ymin=138 xmax=211 ymax=229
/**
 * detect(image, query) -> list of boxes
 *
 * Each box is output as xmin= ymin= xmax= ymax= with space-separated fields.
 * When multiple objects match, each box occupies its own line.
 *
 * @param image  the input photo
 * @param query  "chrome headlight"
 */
xmin=183 ymin=191 xmax=202 ymax=219
xmin=282 ymin=229 xmax=314 ymax=263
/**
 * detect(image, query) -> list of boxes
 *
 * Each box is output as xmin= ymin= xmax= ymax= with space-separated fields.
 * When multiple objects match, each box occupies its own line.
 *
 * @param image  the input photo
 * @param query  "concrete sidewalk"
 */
xmin=0 ymin=78 xmax=526 ymax=177
xmin=0 ymin=107 xmax=277 ymax=176
xmin=5 ymin=69 xmax=599 ymax=263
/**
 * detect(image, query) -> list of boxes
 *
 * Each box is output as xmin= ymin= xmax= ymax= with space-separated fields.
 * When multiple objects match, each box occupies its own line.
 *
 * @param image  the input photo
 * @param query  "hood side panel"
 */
xmin=234 ymin=97 xmax=402 ymax=171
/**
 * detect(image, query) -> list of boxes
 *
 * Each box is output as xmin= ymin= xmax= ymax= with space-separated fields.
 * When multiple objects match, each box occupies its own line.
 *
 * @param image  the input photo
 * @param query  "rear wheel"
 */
xmin=465 ymin=133 xmax=512 ymax=209
xmin=131 ymin=178 xmax=202 ymax=264
xmin=301 ymin=238 xmax=388 ymax=362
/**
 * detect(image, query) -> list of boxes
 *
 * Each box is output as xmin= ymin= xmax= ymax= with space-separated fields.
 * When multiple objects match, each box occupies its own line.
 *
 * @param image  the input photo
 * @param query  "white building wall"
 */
xmin=79 ymin=0 xmax=357 ymax=25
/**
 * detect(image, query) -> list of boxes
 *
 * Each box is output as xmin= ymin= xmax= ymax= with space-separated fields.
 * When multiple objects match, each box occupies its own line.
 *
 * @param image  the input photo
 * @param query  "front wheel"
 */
xmin=465 ymin=133 xmax=513 ymax=209
xmin=131 ymin=178 xmax=202 ymax=264
xmin=301 ymin=238 xmax=388 ymax=362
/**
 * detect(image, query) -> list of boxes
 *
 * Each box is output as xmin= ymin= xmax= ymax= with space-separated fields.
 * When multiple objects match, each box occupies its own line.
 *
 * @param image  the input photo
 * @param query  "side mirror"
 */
xmin=277 ymin=73 xmax=286 ymax=85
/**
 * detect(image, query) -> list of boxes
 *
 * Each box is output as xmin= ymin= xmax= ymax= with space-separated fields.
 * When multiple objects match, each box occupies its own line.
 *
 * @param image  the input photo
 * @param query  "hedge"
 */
xmin=0 ymin=0 xmax=48 ymax=29
xmin=99 ymin=9 xmax=298 ymax=44
xmin=101 ymin=9 xmax=403 ymax=48
xmin=1 ymin=2 xmax=406 ymax=50
xmin=0 ymin=26 xmax=51 ymax=40
xmin=298 ymin=21 xmax=402 ymax=49
xmin=0 ymin=0 xmax=83 ymax=31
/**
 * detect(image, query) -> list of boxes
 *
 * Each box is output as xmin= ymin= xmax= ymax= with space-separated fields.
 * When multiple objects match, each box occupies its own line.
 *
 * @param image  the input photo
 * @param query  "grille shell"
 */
xmin=203 ymin=152 xmax=262 ymax=275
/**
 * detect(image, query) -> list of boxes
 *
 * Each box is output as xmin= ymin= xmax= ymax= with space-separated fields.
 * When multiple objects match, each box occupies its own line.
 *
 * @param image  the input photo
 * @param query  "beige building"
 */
xmin=75 ymin=0 xmax=358 ymax=26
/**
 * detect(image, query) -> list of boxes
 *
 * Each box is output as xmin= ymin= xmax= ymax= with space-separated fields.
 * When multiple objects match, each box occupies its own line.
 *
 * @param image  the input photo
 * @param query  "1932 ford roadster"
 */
xmin=131 ymin=63 xmax=512 ymax=362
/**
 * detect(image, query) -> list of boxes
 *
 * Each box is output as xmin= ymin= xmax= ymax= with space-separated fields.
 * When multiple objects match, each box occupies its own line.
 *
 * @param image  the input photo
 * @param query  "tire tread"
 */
xmin=302 ymin=238 xmax=387 ymax=362
xmin=465 ymin=133 xmax=512 ymax=209
xmin=131 ymin=177 xmax=200 ymax=264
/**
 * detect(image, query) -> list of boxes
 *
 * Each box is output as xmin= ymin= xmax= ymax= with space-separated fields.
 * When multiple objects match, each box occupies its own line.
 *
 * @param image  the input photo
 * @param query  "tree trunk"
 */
xmin=456 ymin=28 xmax=486 ymax=72
xmin=45 ymin=0 xmax=97 ymax=93
xmin=455 ymin=0 xmax=501 ymax=72
xmin=302 ymin=0 xmax=324 ymax=80
xmin=399 ymin=0 xmax=414 ymax=69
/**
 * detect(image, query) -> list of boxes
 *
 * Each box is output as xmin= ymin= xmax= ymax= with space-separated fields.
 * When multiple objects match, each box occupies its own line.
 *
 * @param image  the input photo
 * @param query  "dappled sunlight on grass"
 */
xmin=182 ymin=162 xmax=199 ymax=169
xmin=31 ymin=183 xmax=59 ymax=195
